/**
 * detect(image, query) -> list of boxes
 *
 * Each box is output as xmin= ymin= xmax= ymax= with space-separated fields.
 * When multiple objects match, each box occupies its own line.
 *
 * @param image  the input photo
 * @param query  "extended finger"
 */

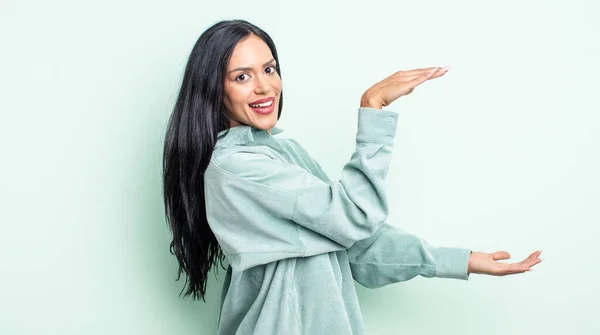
xmin=530 ymin=250 xmax=543 ymax=258
xmin=399 ymin=67 xmax=443 ymax=76
xmin=401 ymin=69 xmax=448 ymax=82
xmin=404 ymin=70 xmax=437 ymax=88
xmin=522 ymin=250 xmax=542 ymax=263
xmin=497 ymin=262 xmax=530 ymax=275
xmin=521 ymin=255 xmax=542 ymax=268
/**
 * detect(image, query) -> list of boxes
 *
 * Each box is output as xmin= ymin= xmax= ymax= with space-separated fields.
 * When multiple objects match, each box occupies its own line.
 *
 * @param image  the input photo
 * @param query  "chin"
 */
xmin=248 ymin=111 xmax=278 ymax=130
xmin=253 ymin=118 xmax=277 ymax=131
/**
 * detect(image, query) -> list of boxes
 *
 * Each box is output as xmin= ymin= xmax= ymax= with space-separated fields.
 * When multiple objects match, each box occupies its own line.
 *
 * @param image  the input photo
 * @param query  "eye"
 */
xmin=265 ymin=66 xmax=277 ymax=74
xmin=235 ymin=73 xmax=250 ymax=82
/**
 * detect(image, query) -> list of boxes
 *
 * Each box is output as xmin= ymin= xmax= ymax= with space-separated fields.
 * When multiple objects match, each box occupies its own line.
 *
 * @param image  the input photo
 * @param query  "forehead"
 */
xmin=228 ymin=35 xmax=274 ymax=68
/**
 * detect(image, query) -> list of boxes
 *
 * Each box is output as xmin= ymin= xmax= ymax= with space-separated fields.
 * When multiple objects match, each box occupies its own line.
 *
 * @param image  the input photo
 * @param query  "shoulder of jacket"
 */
xmin=208 ymin=144 xmax=288 ymax=177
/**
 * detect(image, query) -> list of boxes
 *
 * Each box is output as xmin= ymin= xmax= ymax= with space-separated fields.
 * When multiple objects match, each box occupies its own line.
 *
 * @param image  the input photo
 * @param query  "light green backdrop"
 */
xmin=1 ymin=0 xmax=598 ymax=334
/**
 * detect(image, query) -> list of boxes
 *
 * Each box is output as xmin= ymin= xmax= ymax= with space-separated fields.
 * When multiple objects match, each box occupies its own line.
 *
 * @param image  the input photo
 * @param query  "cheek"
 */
xmin=271 ymin=76 xmax=283 ymax=92
xmin=225 ymin=85 xmax=251 ymax=109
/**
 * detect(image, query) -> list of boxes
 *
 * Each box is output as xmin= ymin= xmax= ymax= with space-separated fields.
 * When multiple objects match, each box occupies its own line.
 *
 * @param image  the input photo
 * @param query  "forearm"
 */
xmin=347 ymin=223 xmax=471 ymax=289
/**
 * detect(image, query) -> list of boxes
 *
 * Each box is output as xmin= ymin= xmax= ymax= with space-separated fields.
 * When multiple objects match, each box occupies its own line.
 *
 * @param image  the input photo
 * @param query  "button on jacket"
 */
xmin=204 ymin=107 xmax=471 ymax=335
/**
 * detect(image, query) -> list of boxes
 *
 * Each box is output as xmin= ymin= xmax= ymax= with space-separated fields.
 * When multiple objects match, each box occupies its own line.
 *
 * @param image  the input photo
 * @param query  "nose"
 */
xmin=254 ymin=74 xmax=269 ymax=94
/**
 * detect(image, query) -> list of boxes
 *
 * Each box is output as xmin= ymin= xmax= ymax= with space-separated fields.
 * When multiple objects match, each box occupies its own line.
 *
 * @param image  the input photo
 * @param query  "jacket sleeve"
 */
xmin=204 ymin=107 xmax=399 ymax=271
xmin=346 ymin=223 xmax=471 ymax=288
xmin=292 ymin=132 xmax=472 ymax=286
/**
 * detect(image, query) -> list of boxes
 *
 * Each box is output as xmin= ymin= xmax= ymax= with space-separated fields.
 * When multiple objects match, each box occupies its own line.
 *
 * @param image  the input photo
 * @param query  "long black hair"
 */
xmin=162 ymin=19 xmax=284 ymax=301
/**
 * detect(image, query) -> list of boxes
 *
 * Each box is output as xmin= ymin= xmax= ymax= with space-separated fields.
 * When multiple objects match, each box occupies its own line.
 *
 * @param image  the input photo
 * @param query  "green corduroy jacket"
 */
xmin=204 ymin=107 xmax=471 ymax=335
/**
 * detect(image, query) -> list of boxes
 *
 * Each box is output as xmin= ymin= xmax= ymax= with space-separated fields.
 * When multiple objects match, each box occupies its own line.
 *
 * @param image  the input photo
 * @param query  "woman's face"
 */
xmin=223 ymin=34 xmax=282 ymax=132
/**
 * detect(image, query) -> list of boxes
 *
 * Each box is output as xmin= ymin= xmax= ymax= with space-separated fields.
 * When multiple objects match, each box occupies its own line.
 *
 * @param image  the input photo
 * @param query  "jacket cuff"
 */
xmin=434 ymin=247 xmax=471 ymax=280
xmin=356 ymin=107 xmax=399 ymax=145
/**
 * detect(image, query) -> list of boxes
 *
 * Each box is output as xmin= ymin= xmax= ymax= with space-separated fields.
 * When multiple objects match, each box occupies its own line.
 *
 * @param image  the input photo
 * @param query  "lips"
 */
xmin=249 ymin=97 xmax=275 ymax=105
xmin=248 ymin=97 xmax=275 ymax=115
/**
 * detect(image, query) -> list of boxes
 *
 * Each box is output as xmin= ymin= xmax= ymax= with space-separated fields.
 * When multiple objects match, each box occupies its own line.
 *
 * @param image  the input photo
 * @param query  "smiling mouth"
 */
xmin=248 ymin=99 xmax=276 ymax=115
xmin=249 ymin=99 xmax=274 ymax=108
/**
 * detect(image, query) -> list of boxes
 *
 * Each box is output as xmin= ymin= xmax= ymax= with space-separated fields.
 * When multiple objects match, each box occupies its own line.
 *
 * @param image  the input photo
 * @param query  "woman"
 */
xmin=162 ymin=19 xmax=542 ymax=335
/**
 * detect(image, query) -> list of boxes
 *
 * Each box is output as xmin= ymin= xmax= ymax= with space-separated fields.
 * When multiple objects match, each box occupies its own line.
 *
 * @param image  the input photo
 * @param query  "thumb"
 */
xmin=490 ymin=251 xmax=511 ymax=261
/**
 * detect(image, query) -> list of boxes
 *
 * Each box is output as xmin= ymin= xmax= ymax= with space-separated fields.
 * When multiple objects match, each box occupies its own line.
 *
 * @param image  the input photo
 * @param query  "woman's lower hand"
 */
xmin=360 ymin=66 xmax=449 ymax=109
xmin=467 ymin=250 xmax=543 ymax=276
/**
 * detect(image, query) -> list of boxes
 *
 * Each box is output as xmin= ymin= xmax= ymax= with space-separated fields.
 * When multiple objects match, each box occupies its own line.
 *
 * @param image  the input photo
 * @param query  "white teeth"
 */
xmin=249 ymin=100 xmax=273 ymax=108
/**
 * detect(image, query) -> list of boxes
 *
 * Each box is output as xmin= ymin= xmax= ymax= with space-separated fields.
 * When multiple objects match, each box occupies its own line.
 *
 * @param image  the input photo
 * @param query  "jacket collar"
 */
xmin=216 ymin=125 xmax=285 ymax=148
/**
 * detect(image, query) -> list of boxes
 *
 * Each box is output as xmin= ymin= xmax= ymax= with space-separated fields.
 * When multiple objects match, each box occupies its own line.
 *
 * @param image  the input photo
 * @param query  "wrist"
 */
xmin=360 ymin=94 xmax=382 ymax=110
xmin=467 ymin=251 xmax=472 ymax=274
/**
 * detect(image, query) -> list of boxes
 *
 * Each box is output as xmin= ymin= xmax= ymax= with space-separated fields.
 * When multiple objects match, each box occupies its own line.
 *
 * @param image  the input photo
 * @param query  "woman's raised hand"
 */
xmin=467 ymin=250 xmax=543 ymax=276
xmin=360 ymin=66 xmax=449 ymax=109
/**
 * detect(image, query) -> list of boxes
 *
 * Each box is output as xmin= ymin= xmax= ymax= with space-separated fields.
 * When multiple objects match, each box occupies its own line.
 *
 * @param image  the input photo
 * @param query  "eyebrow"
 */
xmin=228 ymin=58 xmax=276 ymax=74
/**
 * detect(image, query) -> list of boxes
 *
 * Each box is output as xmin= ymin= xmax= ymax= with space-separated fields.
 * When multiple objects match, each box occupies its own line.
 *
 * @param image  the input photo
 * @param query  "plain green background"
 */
xmin=1 ymin=0 xmax=598 ymax=334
